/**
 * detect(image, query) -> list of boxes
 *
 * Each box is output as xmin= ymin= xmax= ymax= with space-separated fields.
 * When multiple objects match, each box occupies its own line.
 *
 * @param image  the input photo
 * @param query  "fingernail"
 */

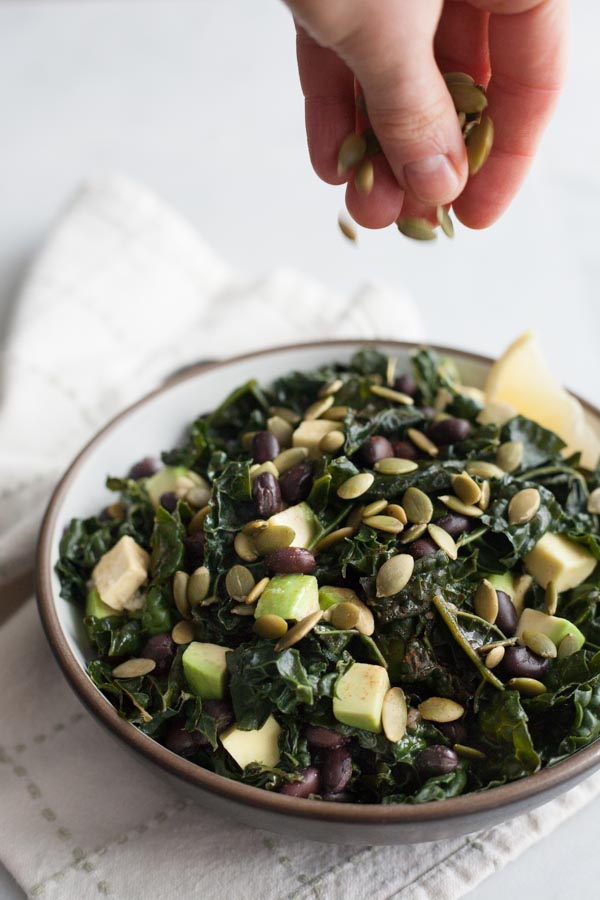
xmin=403 ymin=154 xmax=460 ymax=204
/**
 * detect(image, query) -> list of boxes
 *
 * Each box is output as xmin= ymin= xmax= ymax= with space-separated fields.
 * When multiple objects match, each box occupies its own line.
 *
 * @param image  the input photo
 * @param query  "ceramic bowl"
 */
xmin=36 ymin=339 xmax=600 ymax=845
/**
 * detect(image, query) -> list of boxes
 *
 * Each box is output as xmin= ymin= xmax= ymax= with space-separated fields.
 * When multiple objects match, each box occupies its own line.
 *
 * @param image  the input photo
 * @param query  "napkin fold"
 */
xmin=1 ymin=174 xmax=599 ymax=900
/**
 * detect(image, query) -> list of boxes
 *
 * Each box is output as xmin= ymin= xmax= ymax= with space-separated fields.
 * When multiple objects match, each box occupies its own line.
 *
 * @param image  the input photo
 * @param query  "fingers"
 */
xmin=453 ymin=0 xmax=568 ymax=227
xmin=434 ymin=1 xmax=491 ymax=86
xmin=345 ymin=153 xmax=404 ymax=229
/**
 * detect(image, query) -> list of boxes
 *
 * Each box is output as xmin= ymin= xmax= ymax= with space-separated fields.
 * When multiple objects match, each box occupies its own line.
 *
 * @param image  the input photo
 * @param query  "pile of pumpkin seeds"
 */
xmin=337 ymin=72 xmax=494 ymax=243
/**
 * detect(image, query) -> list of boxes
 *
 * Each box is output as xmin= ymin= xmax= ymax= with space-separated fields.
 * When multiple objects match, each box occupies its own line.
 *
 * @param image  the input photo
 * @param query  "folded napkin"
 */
xmin=1 ymin=174 xmax=599 ymax=900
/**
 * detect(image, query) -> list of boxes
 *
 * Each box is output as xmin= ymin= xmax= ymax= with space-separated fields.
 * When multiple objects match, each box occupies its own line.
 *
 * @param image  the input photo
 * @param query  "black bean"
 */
xmin=165 ymin=722 xmax=205 ymax=758
xmin=419 ymin=406 xmax=436 ymax=420
xmin=408 ymin=537 xmax=438 ymax=559
xmin=183 ymin=532 xmax=206 ymax=570
xmin=436 ymin=720 xmax=468 ymax=745
xmin=265 ymin=547 xmax=316 ymax=575
xmin=322 ymin=792 xmax=352 ymax=803
xmin=500 ymin=646 xmax=549 ymax=680
xmin=321 ymin=747 xmax=353 ymax=794
xmin=393 ymin=440 xmax=419 ymax=461
xmin=252 ymin=472 xmax=282 ymax=517
xmin=427 ymin=417 xmax=472 ymax=446
xmin=203 ymin=699 xmax=234 ymax=735
xmin=360 ymin=435 xmax=394 ymax=466
xmin=393 ymin=373 xmax=418 ymax=398
xmin=141 ymin=634 xmax=176 ymax=677
xmin=279 ymin=462 xmax=313 ymax=505
xmin=251 ymin=431 xmax=280 ymax=464
xmin=495 ymin=590 xmax=518 ymax=637
xmin=417 ymin=745 xmax=459 ymax=777
xmin=127 ymin=456 xmax=161 ymax=480
xmin=305 ymin=725 xmax=347 ymax=750
xmin=159 ymin=491 xmax=178 ymax=513
xmin=278 ymin=767 xmax=321 ymax=798
xmin=434 ymin=514 xmax=472 ymax=539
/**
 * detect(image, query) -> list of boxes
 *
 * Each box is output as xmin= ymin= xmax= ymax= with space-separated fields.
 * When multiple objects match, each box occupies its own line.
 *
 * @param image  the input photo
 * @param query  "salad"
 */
xmin=56 ymin=345 xmax=600 ymax=804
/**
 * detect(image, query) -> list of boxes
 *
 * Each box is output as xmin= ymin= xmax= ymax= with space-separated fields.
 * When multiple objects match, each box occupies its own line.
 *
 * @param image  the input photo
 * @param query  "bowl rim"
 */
xmin=36 ymin=337 xmax=600 ymax=827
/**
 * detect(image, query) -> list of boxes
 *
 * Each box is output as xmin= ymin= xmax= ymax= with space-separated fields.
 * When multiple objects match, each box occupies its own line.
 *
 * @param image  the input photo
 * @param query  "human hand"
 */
xmin=284 ymin=0 xmax=568 ymax=229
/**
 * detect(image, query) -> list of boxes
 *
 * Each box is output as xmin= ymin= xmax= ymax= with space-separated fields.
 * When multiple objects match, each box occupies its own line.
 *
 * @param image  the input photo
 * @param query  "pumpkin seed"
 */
xmin=386 ymin=355 xmax=397 ymax=387
xmin=250 ymin=461 xmax=279 ymax=481
xmin=382 ymin=687 xmax=408 ymax=743
xmin=353 ymin=600 xmax=375 ymax=636
xmin=231 ymin=603 xmax=256 ymax=616
xmin=474 ymin=579 xmax=498 ymax=624
xmin=507 ymin=677 xmax=547 ymax=697
xmin=314 ymin=526 xmax=354 ymax=554
xmin=386 ymin=504 xmax=408 ymax=525
xmin=454 ymin=744 xmax=487 ymax=761
xmin=433 ymin=387 xmax=453 ymax=414
xmin=270 ymin=406 xmax=300 ymax=425
xmin=330 ymin=602 xmax=361 ymax=630
xmin=418 ymin=697 xmax=464 ymax=723
xmin=444 ymin=71 xmax=475 ymax=86
xmin=322 ymin=405 xmax=349 ymax=421
xmin=225 ymin=565 xmax=255 ymax=601
xmin=246 ymin=576 xmax=270 ymax=606
xmin=522 ymin=629 xmax=557 ymax=659
xmin=397 ymin=217 xmax=437 ymax=241
xmin=447 ymin=82 xmax=488 ymax=114
xmin=254 ymin=614 xmax=288 ymax=640
xmin=587 ymin=488 xmax=600 ymax=514
xmin=112 ymin=658 xmax=156 ymax=679
xmin=172 ymin=621 xmax=194 ymax=645
xmin=369 ymin=384 xmax=414 ymax=405
xmin=485 ymin=645 xmax=505 ymax=669
xmin=337 ymin=132 xmax=367 ymax=175
xmin=478 ymin=480 xmax=491 ymax=511
xmin=438 ymin=495 xmax=484 ymax=518
xmin=376 ymin=554 xmax=414 ymax=597
xmin=242 ymin=519 xmax=268 ymax=536
xmin=337 ymin=472 xmax=374 ymax=500
xmin=452 ymin=472 xmax=481 ymax=506
xmin=355 ymin=158 xmax=374 ymax=195
xmin=188 ymin=504 xmax=211 ymax=535
xmin=544 ymin=580 xmax=558 ymax=616
xmin=497 ymin=440 xmax=524 ymax=473
xmin=508 ymin=488 xmax=541 ymax=526
xmin=363 ymin=515 xmax=404 ymax=534
xmin=407 ymin=428 xmax=439 ymax=457
xmin=402 ymin=487 xmax=434 ymax=524
xmin=467 ymin=115 xmax=494 ymax=176
xmin=106 ymin=502 xmax=125 ymax=521
xmin=275 ymin=609 xmax=323 ymax=652
xmin=318 ymin=378 xmax=343 ymax=398
xmin=304 ymin=395 xmax=335 ymax=421
xmin=477 ymin=401 xmax=517 ymax=427
xmin=436 ymin=205 xmax=454 ymax=238
xmin=362 ymin=499 xmax=388 ymax=518
xmin=338 ymin=216 xmax=357 ymax=243
xmin=374 ymin=457 xmax=418 ymax=475
xmin=186 ymin=485 xmax=211 ymax=508
xmin=234 ymin=531 xmax=259 ymax=563
xmin=466 ymin=460 xmax=506 ymax=480
xmin=267 ymin=415 xmax=293 ymax=447
xmin=187 ymin=566 xmax=210 ymax=606
xmin=242 ymin=431 xmax=256 ymax=449
xmin=253 ymin=525 xmax=296 ymax=556
xmin=363 ymin=126 xmax=381 ymax=155
xmin=427 ymin=524 xmax=458 ymax=560
xmin=558 ymin=632 xmax=581 ymax=658
xmin=399 ymin=523 xmax=428 ymax=543
xmin=200 ymin=595 xmax=218 ymax=608
xmin=273 ymin=447 xmax=308 ymax=473
xmin=173 ymin=571 xmax=191 ymax=619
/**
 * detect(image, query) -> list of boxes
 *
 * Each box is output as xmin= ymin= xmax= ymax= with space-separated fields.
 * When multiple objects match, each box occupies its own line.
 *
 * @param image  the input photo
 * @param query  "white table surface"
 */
xmin=1 ymin=2 xmax=599 ymax=897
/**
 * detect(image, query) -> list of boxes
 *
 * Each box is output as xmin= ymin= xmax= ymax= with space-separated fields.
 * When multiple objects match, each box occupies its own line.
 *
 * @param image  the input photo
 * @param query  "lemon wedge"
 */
xmin=484 ymin=331 xmax=600 ymax=470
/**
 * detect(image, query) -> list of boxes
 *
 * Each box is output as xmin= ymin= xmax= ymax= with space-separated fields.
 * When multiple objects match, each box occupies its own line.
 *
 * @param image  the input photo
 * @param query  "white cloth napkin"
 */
xmin=1 ymin=174 xmax=599 ymax=900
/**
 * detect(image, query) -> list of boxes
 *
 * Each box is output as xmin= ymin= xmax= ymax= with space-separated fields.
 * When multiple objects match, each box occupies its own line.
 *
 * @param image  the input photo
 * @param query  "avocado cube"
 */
xmin=254 ymin=574 xmax=319 ymax=622
xmin=145 ymin=465 xmax=207 ymax=508
xmin=333 ymin=663 xmax=391 ymax=733
xmin=86 ymin=587 xmax=121 ymax=619
xmin=524 ymin=533 xmax=596 ymax=593
xmin=319 ymin=585 xmax=360 ymax=611
xmin=220 ymin=715 xmax=282 ymax=769
xmin=516 ymin=608 xmax=585 ymax=652
xmin=92 ymin=535 xmax=150 ymax=612
xmin=268 ymin=503 xmax=319 ymax=550
xmin=488 ymin=572 xmax=533 ymax=616
xmin=182 ymin=642 xmax=232 ymax=699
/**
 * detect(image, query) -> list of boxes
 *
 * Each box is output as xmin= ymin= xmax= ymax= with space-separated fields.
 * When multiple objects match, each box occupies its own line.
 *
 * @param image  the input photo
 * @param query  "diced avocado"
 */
xmin=86 ymin=587 xmax=121 ymax=619
xmin=254 ymin=574 xmax=319 ymax=622
xmin=292 ymin=420 xmax=339 ymax=457
xmin=220 ymin=715 xmax=282 ymax=769
xmin=92 ymin=535 xmax=150 ymax=611
xmin=182 ymin=642 xmax=232 ymax=699
xmin=319 ymin=585 xmax=360 ymax=611
xmin=488 ymin=572 xmax=514 ymax=597
xmin=516 ymin=608 xmax=585 ymax=652
xmin=524 ymin=533 xmax=597 ymax=593
xmin=268 ymin=503 xmax=319 ymax=550
xmin=333 ymin=663 xmax=390 ymax=733
xmin=145 ymin=465 xmax=207 ymax=508
xmin=488 ymin=572 xmax=533 ymax=616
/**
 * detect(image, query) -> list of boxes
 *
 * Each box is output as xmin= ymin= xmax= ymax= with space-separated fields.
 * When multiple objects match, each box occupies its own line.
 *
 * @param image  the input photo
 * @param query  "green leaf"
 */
xmin=477 ymin=690 xmax=540 ymax=778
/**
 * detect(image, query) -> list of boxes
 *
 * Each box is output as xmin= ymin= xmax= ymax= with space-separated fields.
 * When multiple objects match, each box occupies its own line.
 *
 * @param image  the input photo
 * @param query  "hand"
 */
xmin=284 ymin=0 xmax=568 ymax=229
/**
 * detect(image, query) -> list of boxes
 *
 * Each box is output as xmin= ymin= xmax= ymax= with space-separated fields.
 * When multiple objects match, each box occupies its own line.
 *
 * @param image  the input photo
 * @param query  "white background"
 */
xmin=1 ymin=1 xmax=599 ymax=897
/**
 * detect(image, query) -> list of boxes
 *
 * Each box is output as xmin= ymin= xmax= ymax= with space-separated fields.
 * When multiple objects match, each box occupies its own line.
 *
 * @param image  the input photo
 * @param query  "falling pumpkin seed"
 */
xmin=338 ymin=215 xmax=357 ymax=243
